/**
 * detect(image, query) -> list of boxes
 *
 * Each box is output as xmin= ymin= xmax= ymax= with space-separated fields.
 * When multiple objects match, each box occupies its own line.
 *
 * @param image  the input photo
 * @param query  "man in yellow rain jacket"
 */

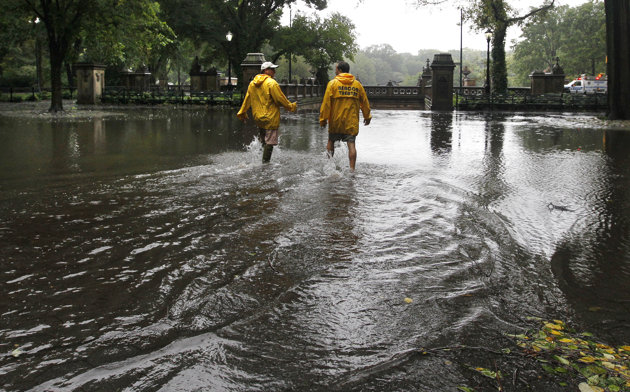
xmin=319 ymin=61 xmax=371 ymax=171
xmin=237 ymin=61 xmax=297 ymax=163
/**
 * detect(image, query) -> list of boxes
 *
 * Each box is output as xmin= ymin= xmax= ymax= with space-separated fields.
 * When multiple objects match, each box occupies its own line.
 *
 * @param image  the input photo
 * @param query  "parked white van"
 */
xmin=564 ymin=74 xmax=607 ymax=94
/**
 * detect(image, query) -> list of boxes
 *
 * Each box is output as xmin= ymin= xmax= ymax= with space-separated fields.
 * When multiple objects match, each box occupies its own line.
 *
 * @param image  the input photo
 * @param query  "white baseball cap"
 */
xmin=261 ymin=61 xmax=279 ymax=71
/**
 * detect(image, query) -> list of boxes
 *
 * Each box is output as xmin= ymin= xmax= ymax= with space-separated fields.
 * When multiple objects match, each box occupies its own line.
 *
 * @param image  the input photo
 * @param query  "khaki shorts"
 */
xmin=259 ymin=129 xmax=279 ymax=146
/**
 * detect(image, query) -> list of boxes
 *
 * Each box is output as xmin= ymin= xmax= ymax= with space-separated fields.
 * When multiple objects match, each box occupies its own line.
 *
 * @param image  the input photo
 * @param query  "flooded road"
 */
xmin=1 ymin=108 xmax=629 ymax=391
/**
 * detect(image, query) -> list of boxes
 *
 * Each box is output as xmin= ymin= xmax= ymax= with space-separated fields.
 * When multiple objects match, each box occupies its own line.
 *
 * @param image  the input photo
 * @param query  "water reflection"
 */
xmin=551 ymin=129 xmax=630 ymax=343
xmin=429 ymin=112 xmax=453 ymax=154
xmin=478 ymin=115 xmax=507 ymax=207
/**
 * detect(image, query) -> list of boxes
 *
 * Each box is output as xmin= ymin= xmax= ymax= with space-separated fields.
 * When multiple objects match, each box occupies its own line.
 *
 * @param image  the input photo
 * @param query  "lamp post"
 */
xmin=226 ymin=31 xmax=233 ymax=89
xmin=485 ymin=29 xmax=492 ymax=95
xmin=288 ymin=5 xmax=292 ymax=83
xmin=30 ymin=17 xmax=42 ymax=93
xmin=457 ymin=7 xmax=463 ymax=110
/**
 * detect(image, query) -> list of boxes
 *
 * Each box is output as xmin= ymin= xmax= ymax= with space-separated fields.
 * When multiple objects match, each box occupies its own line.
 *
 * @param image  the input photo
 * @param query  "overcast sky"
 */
xmin=282 ymin=0 xmax=590 ymax=53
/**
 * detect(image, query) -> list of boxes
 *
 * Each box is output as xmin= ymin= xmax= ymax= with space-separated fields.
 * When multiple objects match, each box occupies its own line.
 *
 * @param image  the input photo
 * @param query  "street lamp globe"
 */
xmin=485 ymin=29 xmax=492 ymax=42
xmin=226 ymin=31 xmax=233 ymax=42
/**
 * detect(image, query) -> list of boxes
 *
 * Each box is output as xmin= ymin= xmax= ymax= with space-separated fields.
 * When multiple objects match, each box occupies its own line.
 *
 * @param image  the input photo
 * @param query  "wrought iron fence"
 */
xmin=0 ymin=86 xmax=75 ymax=102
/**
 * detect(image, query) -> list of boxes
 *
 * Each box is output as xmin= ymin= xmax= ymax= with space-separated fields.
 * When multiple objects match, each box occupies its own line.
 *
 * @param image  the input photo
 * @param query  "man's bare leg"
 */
xmin=326 ymin=139 xmax=335 ymax=158
xmin=348 ymin=142 xmax=357 ymax=171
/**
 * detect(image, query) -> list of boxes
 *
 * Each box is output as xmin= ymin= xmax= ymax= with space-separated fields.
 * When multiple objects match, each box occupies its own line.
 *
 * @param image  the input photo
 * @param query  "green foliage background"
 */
xmin=0 ymin=0 xmax=607 ymax=89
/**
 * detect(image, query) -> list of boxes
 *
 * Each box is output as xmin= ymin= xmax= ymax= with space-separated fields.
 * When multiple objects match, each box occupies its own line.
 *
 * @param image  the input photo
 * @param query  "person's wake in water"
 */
xmin=319 ymin=61 xmax=372 ymax=171
xmin=237 ymin=62 xmax=297 ymax=163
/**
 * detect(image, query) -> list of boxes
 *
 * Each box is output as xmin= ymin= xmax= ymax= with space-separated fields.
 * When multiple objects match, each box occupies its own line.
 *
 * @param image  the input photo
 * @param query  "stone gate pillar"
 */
xmin=529 ymin=70 xmax=546 ymax=95
xmin=421 ymin=58 xmax=433 ymax=100
xmin=430 ymin=53 xmax=456 ymax=111
xmin=73 ymin=63 xmax=106 ymax=104
xmin=240 ymin=53 xmax=266 ymax=91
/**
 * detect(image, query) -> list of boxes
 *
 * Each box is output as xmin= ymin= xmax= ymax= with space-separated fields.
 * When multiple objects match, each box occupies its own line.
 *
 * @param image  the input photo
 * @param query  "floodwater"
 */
xmin=1 ymin=107 xmax=629 ymax=391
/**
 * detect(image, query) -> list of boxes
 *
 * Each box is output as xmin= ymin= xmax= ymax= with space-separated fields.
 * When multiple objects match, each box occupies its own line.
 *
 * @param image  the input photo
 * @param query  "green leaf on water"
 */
xmin=555 ymin=366 xmax=568 ymax=374
xmin=542 ymin=364 xmax=557 ymax=374
xmin=473 ymin=367 xmax=497 ymax=379
xmin=457 ymin=387 xmax=475 ymax=392
xmin=586 ymin=365 xmax=607 ymax=376
xmin=553 ymin=355 xmax=570 ymax=366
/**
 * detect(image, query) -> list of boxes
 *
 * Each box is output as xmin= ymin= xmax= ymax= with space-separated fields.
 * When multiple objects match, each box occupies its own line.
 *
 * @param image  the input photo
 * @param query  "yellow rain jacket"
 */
xmin=319 ymin=73 xmax=371 ymax=136
xmin=237 ymin=74 xmax=297 ymax=130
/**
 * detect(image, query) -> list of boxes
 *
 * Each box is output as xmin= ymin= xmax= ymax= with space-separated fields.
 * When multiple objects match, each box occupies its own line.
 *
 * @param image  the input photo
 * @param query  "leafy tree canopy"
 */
xmin=511 ymin=0 xmax=605 ymax=86
xmin=270 ymin=12 xmax=358 ymax=84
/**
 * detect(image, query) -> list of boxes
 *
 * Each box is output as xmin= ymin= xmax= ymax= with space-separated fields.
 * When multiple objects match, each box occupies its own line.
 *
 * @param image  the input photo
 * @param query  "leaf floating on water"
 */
xmin=474 ymin=367 xmax=497 ymax=379
xmin=404 ymin=297 xmax=413 ymax=304
xmin=11 ymin=348 xmax=23 ymax=358
xmin=457 ymin=387 xmax=475 ymax=392
xmin=545 ymin=322 xmax=563 ymax=331
xmin=554 ymin=355 xmax=570 ymax=366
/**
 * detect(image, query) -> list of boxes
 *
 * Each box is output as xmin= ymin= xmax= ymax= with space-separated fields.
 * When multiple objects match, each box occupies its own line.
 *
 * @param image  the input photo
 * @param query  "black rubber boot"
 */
xmin=262 ymin=144 xmax=273 ymax=163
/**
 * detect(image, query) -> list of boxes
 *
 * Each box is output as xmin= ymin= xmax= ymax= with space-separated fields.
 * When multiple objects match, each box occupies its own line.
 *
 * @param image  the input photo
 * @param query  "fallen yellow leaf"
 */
xmin=545 ymin=323 xmax=563 ymax=330
xmin=404 ymin=297 xmax=413 ymax=304
xmin=578 ymin=356 xmax=596 ymax=363
xmin=619 ymin=345 xmax=630 ymax=352
xmin=559 ymin=338 xmax=573 ymax=343
xmin=551 ymin=330 xmax=563 ymax=336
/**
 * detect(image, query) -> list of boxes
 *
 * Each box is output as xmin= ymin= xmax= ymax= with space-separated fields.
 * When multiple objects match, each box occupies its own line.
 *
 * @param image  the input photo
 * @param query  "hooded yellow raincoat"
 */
xmin=319 ymin=73 xmax=371 ymax=136
xmin=237 ymin=74 xmax=297 ymax=130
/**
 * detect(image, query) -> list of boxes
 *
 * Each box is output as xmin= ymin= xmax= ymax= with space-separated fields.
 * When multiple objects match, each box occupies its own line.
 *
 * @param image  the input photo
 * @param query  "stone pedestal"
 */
xmin=430 ymin=53 xmax=456 ymax=111
xmin=240 ymin=53 xmax=266 ymax=89
xmin=120 ymin=69 xmax=151 ymax=91
xmin=191 ymin=68 xmax=219 ymax=92
xmin=530 ymin=71 xmax=565 ymax=94
xmin=73 ymin=63 xmax=106 ymax=104
xmin=420 ymin=58 xmax=433 ymax=99
xmin=530 ymin=58 xmax=565 ymax=95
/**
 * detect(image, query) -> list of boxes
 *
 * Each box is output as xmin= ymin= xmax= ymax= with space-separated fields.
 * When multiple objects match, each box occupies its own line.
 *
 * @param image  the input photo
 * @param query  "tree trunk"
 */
xmin=605 ymin=0 xmax=630 ymax=120
xmin=491 ymin=24 xmax=508 ymax=94
xmin=49 ymin=45 xmax=65 ymax=113
xmin=316 ymin=67 xmax=330 ymax=86
xmin=65 ymin=62 xmax=74 ymax=90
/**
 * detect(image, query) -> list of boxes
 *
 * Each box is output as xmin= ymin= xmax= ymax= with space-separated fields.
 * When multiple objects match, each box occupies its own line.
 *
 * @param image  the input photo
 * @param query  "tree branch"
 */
xmin=507 ymin=0 xmax=555 ymax=25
